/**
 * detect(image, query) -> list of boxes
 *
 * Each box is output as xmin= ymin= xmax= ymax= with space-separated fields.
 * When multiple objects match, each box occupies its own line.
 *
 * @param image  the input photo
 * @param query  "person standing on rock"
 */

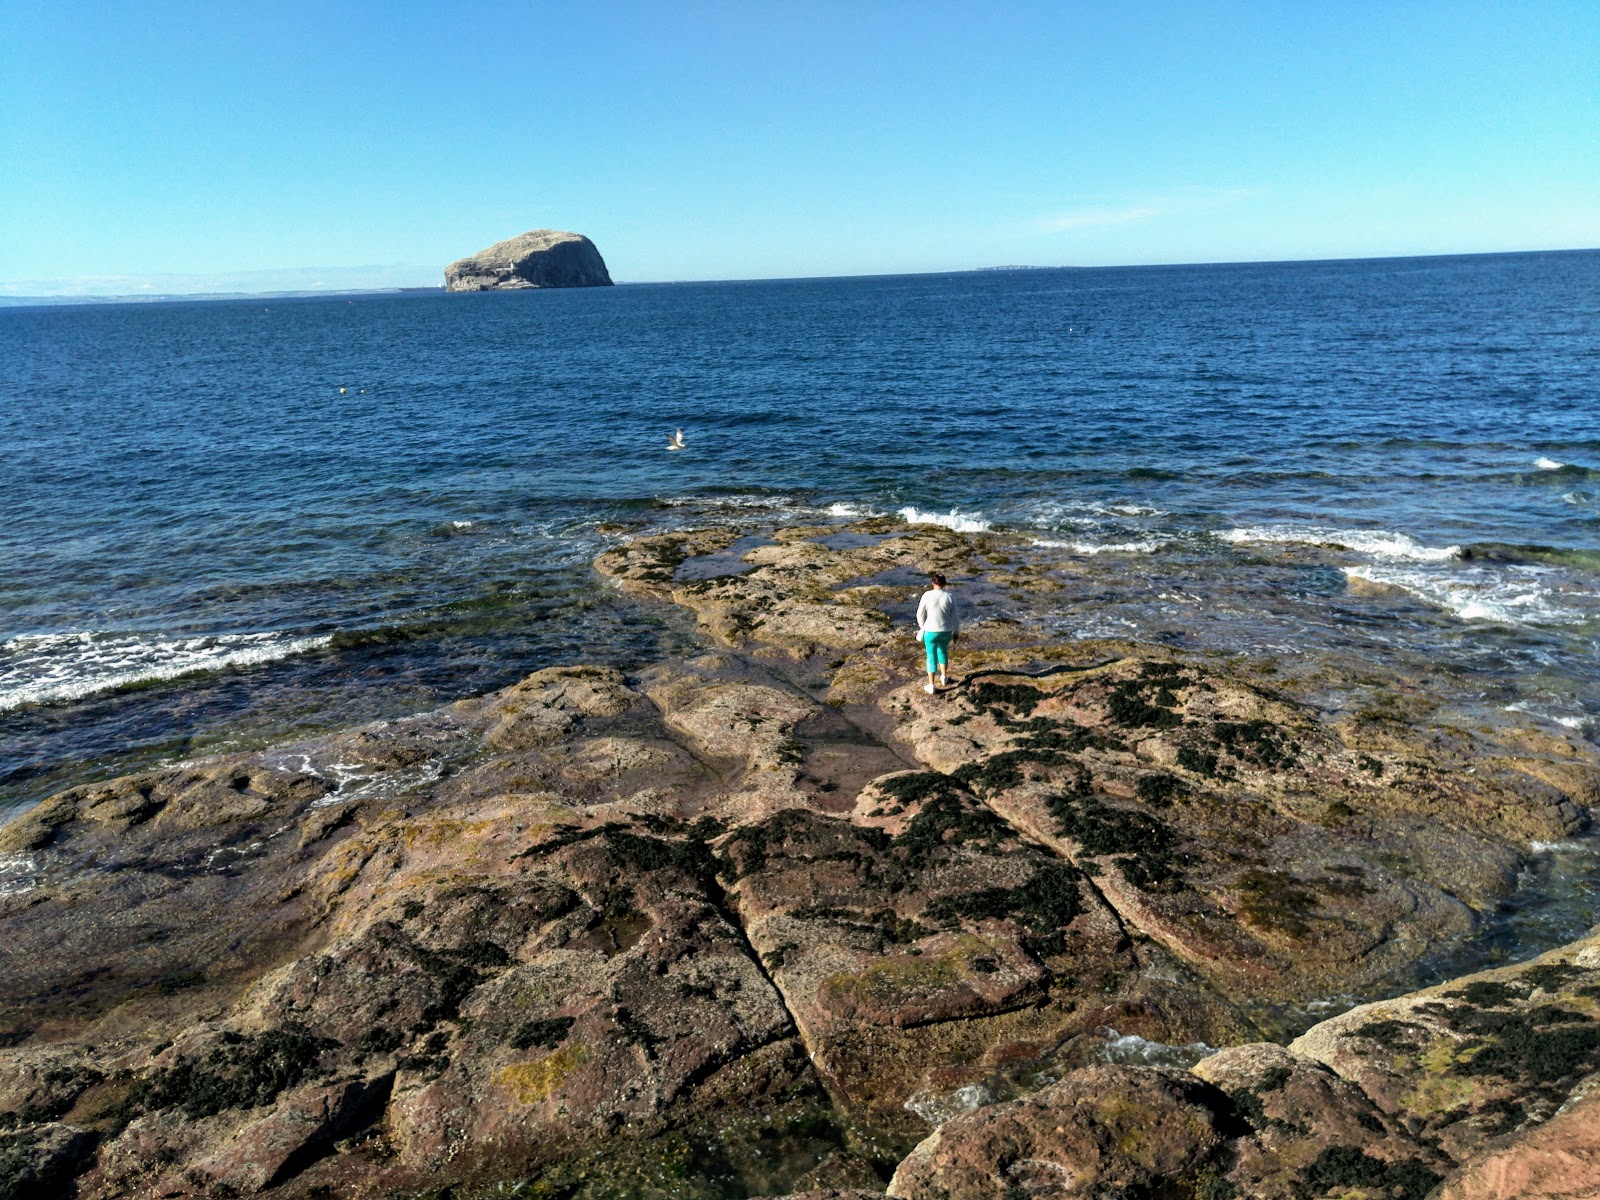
xmin=916 ymin=573 xmax=960 ymax=694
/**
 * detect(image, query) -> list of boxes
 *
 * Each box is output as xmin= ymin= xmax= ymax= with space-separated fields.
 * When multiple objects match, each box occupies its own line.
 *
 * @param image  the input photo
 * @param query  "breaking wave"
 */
xmin=0 ymin=630 xmax=333 ymax=711
xmin=897 ymin=506 xmax=993 ymax=533
xmin=1222 ymin=525 xmax=1461 ymax=561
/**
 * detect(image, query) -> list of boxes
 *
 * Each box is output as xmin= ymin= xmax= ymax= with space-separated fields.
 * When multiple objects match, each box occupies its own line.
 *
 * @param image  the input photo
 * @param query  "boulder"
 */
xmin=443 ymin=229 xmax=612 ymax=290
xmin=886 ymin=1065 xmax=1231 ymax=1198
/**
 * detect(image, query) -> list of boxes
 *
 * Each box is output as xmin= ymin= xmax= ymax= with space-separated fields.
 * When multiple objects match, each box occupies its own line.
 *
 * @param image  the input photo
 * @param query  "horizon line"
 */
xmin=2 ymin=244 xmax=1595 ymax=308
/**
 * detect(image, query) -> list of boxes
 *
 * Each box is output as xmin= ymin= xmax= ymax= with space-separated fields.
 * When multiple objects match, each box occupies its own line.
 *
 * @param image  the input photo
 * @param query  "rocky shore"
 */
xmin=3 ymin=519 xmax=1598 ymax=1198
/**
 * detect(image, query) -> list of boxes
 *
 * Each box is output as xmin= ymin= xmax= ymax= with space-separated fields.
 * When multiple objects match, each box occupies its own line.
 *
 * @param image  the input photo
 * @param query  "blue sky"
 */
xmin=2 ymin=1 xmax=1596 ymax=293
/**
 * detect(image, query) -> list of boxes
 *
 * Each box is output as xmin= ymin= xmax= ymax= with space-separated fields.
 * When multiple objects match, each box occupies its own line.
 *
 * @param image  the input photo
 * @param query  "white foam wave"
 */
xmin=897 ymin=506 xmax=992 ymax=533
xmin=1536 ymin=457 xmax=1567 ymax=471
xmin=0 ymin=630 xmax=332 ymax=710
xmin=1022 ymin=499 xmax=1169 ymax=527
xmin=1503 ymin=702 xmax=1589 ymax=731
xmin=1098 ymin=1029 xmax=1215 ymax=1069
xmin=827 ymin=502 xmax=885 ymax=518
xmin=1344 ymin=565 xmax=1572 ymax=626
xmin=1032 ymin=538 xmax=1164 ymax=555
xmin=1530 ymin=839 xmax=1600 ymax=854
xmin=1223 ymin=525 xmax=1460 ymax=562
xmin=0 ymin=854 xmax=41 ymax=897
xmin=451 ymin=520 xmax=473 ymax=528
xmin=904 ymin=1083 xmax=992 ymax=1125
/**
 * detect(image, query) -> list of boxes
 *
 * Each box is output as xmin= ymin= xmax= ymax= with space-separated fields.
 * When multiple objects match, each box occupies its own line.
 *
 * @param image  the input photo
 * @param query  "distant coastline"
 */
xmin=0 ymin=285 xmax=446 ymax=309
xmin=3 ymin=247 xmax=1594 ymax=308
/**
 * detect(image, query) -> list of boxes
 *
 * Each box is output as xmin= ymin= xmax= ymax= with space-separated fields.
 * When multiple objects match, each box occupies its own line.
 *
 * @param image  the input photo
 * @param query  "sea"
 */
xmin=3 ymin=250 xmax=1597 ymax=835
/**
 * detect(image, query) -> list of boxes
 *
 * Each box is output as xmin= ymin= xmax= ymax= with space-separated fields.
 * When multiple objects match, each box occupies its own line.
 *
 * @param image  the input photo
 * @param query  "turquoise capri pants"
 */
xmin=921 ymin=630 xmax=952 ymax=673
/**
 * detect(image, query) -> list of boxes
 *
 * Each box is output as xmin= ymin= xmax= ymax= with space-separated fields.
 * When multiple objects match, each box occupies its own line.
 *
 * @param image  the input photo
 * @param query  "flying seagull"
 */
xmin=666 ymin=429 xmax=687 ymax=451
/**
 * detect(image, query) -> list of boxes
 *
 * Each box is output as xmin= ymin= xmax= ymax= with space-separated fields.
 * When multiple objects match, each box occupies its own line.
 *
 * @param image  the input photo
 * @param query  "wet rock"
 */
xmin=1289 ymin=931 xmax=1600 ymax=1163
xmin=1437 ymin=1086 xmax=1600 ymax=1200
xmin=716 ymin=779 xmax=1236 ymax=1120
xmin=0 ymin=1122 xmax=97 ymax=1200
xmin=1193 ymin=1041 xmax=1451 ymax=1198
xmin=885 ymin=1064 xmax=1230 ymax=1198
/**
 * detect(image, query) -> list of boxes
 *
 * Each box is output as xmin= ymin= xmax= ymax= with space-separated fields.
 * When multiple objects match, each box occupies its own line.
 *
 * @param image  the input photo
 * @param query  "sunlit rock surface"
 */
xmin=1 ymin=519 xmax=1596 ymax=1197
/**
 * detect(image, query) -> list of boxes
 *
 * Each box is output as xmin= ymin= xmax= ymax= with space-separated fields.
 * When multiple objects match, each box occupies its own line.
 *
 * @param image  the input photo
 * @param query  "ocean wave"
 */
xmin=1032 ymin=538 xmax=1165 ymax=555
xmin=1503 ymin=701 xmax=1590 ymax=731
xmin=1222 ymin=525 xmax=1461 ymax=562
xmin=1098 ymin=1029 xmax=1216 ymax=1069
xmin=1536 ymin=456 xmax=1567 ymax=471
xmin=827 ymin=501 xmax=885 ymax=518
xmin=1022 ymin=499 xmax=1170 ymax=527
xmin=1343 ymin=565 xmax=1574 ymax=626
xmin=0 ymin=629 xmax=332 ymax=711
xmin=897 ymin=506 xmax=992 ymax=533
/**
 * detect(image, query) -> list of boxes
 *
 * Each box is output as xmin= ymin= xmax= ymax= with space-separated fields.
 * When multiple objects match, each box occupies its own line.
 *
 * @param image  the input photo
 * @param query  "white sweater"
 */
xmin=916 ymin=588 xmax=960 ymax=634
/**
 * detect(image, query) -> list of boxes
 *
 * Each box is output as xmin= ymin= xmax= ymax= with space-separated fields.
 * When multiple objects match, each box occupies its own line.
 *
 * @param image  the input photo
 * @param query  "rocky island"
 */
xmin=444 ymin=230 xmax=613 ymax=292
xmin=3 ymin=518 xmax=1599 ymax=1199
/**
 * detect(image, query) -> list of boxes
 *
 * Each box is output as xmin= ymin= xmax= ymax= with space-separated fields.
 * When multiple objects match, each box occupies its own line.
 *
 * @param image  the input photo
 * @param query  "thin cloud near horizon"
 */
xmin=1039 ymin=188 xmax=1261 ymax=234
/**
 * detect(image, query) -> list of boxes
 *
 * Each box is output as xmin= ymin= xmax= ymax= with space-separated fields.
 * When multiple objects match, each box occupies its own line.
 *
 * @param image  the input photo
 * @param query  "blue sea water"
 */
xmin=2 ymin=250 xmax=1597 ymax=808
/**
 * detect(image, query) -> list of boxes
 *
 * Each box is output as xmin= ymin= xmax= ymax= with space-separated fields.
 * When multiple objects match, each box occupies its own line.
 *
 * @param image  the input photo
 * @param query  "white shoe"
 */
xmin=924 ymin=683 xmax=935 ymax=694
xmin=939 ymin=676 xmax=949 ymax=687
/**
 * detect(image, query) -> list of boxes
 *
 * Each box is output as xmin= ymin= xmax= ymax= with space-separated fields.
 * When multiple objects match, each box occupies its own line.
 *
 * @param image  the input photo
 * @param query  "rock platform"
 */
xmin=2 ymin=519 xmax=1598 ymax=1198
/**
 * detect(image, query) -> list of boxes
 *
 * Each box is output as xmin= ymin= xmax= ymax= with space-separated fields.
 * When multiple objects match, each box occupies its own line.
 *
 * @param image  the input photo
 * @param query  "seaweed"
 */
xmin=968 ymin=682 xmax=1045 ymax=718
xmin=123 ymin=1024 xmax=337 ymax=1121
xmin=1105 ymin=677 xmax=1184 ymax=729
xmin=1257 ymin=1065 xmax=1292 ymax=1092
xmin=875 ymin=771 xmax=964 ymax=807
xmin=1520 ymin=962 xmax=1588 ymax=993
xmin=720 ymin=808 xmax=824 ymax=879
xmin=923 ymin=863 xmax=1083 ymax=940
xmin=373 ymin=928 xmax=512 ymax=1025
xmin=356 ymin=1026 xmax=405 ymax=1055
xmin=613 ymin=1007 xmax=665 ymax=1056
xmin=0 ymin=1127 xmax=95 ymax=1200
xmin=607 ymin=829 xmax=720 ymax=887
xmin=1450 ymin=1007 xmax=1600 ymax=1090
xmin=1297 ymin=1146 xmax=1440 ymax=1200
xmin=1449 ymin=980 xmax=1523 ymax=1008
xmin=1349 ymin=1019 xmax=1427 ymax=1051
xmin=1235 ymin=869 xmax=1318 ymax=938
xmin=1210 ymin=720 xmax=1300 ymax=770
xmin=952 ymin=745 xmax=1086 ymax=796
xmin=894 ymin=790 xmax=1013 ymax=864
xmin=1230 ymin=1087 xmax=1307 ymax=1136
xmin=1135 ymin=773 xmax=1185 ymax=807
xmin=1045 ymin=793 xmax=1191 ymax=892
xmin=1177 ymin=745 xmax=1220 ymax=777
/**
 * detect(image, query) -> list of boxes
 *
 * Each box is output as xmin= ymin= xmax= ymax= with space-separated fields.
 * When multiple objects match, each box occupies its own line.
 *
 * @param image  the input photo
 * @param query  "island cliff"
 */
xmin=443 ymin=230 xmax=612 ymax=291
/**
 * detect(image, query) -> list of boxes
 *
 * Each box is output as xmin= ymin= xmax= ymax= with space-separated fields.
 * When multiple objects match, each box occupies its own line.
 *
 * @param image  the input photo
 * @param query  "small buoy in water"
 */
xmin=340 ymin=387 xmax=347 ymax=394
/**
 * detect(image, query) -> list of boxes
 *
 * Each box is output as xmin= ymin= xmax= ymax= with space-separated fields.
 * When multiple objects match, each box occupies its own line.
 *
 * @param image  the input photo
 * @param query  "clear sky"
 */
xmin=2 ymin=1 xmax=1596 ymax=294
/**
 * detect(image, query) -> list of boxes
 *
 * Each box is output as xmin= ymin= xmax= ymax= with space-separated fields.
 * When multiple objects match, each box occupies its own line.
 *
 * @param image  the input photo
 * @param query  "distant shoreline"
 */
xmin=2 ymin=246 xmax=1595 ymax=309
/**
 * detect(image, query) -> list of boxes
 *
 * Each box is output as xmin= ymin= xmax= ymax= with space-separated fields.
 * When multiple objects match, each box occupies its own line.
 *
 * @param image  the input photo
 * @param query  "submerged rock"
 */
xmin=443 ymin=229 xmax=613 ymax=291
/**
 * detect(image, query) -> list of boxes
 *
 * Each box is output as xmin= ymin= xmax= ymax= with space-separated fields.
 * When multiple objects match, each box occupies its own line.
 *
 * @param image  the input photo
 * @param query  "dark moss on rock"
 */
xmin=122 ymin=1024 xmax=338 ymax=1122
xmin=1297 ymin=1145 xmax=1440 ymax=1200
xmin=1045 ymin=793 xmax=1192 ymax=892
